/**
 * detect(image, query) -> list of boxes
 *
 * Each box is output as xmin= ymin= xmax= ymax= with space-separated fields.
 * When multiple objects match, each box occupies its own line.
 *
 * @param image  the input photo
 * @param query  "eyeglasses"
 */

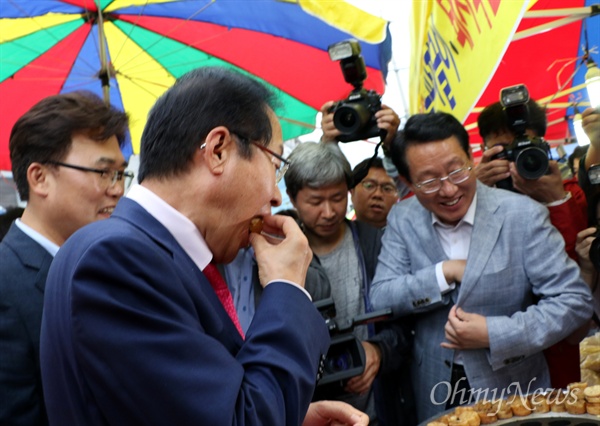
xmin=250 ymin=141 xmax=290 ymax=183
xmin=413 ymin=166 xmax=472 ymax=194
xmin=230 ymin=133 xmax=290 ymax=183
xmin=46 ymin=161 xmax=134 ymax=190
xmin=360 ymin=180 xmax=398 ymax=195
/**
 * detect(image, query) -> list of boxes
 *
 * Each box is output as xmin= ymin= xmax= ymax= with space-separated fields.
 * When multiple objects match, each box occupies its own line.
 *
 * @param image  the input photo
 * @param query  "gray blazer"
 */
xmin=0 ymin=223 xmax=52 ymax=425
xmin=370 ymin=182 xmax=593 ymax=422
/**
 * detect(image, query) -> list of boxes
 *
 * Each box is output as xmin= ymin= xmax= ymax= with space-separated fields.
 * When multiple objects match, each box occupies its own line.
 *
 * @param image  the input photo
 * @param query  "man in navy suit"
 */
xmin=40 ymin=67 xmax=368 ymax=426
xmin=0 ymin=91 xmax=130 ymax=425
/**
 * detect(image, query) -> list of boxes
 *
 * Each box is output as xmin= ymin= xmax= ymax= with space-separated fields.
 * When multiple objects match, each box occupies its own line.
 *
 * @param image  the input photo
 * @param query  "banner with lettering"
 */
xmin=410 ymin=0 xmax=529 ymax=121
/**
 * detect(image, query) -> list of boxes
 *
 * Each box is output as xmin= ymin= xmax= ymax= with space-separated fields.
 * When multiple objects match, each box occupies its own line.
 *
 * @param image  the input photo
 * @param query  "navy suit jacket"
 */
xmin=40 ymin=198 xmax=330 ymax=425
xmin=0 ymin=223 xmax=52 ymax=426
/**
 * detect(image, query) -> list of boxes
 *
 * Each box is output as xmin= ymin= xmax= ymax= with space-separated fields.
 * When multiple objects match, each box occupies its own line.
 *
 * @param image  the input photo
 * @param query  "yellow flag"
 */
xmin=410 ymin=0 xmax=529 ymax=121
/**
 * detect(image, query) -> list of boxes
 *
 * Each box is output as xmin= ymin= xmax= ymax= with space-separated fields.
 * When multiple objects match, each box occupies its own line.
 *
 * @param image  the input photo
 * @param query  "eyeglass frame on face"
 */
xmin=359 ymin=179 xmax=398 ymax=196
xmin=413 ymin=165 xmax=473 ymax=194
xmin=231 ymin=133 xmax=290 ymax=183
xmin=45 ymin=161 xmax=134 ymax=189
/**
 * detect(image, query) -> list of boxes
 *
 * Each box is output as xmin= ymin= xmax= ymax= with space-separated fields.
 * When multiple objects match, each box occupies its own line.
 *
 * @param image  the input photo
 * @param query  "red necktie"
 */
xmin=203 ymin=262 xmax=245 ymax=339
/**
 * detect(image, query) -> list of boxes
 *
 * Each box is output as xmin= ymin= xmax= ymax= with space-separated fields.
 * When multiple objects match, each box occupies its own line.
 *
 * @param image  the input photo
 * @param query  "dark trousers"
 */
xmin=445 ymin=364 xmax=472 ymax=410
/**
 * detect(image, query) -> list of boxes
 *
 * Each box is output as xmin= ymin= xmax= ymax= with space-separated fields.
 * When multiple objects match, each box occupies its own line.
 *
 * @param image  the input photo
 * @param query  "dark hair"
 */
xmin=138 ymin=67 xmax=281 ymax=182
xmin=477 ymin=99 xmax=547 ymax=143
xmin=9 ymin=91 xmax=129 ymax=201
xmin=569 ymin=145 xmax=589 ymax=176
xmin=351 ymin=156 xmax=385 ymax=187
xmin=390 ymin=112 xmax=470 ymax=183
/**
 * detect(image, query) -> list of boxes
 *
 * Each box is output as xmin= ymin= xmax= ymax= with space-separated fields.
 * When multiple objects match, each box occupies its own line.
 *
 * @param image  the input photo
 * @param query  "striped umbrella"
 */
xmin=0 ymin=0 xmax=392 ymax=170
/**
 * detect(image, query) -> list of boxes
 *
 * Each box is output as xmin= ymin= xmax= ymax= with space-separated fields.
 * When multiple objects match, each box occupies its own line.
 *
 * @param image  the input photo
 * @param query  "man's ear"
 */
xmin=27 ymin=162 xmax=51 ymax=198
xmin=201 ymin=126 xmax=233 ymax=175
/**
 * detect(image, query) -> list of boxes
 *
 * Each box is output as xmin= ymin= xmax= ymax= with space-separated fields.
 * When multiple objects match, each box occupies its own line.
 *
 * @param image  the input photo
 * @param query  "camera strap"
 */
xmin=349 ymin=139 xmax=384 ymax=189
xmin=348 ymin=221 xmax=375 ymax=338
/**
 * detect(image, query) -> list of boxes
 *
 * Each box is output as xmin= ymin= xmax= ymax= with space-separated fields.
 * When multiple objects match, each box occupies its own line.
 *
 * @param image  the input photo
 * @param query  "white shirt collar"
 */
xmin=126 ymin=184 xmax=212 ymax=271
xmin=14 ymin=218 xmax=60 ymax=257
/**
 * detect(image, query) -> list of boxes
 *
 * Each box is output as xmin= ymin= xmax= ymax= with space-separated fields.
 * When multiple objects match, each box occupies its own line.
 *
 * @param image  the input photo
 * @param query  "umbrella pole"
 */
xmin=96 ymin=1 xmax=110 ymax=105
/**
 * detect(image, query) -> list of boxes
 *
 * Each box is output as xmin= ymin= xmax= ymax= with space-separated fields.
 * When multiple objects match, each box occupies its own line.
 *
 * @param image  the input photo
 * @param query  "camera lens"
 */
xmin=338 ymin=110 xmax=358 ymax=130
xmin=333 ymin=104 xmax=371 ymax=134
xmin=325 ymin=349 xmax=354 ymax=373
xmin=515 ymin=147 xmax=549 ymax=180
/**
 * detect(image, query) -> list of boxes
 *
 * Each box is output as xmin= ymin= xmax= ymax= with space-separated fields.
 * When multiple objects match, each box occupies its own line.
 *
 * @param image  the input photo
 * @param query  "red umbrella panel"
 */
xmin=0 ymin=0 xmax=392 ymax=171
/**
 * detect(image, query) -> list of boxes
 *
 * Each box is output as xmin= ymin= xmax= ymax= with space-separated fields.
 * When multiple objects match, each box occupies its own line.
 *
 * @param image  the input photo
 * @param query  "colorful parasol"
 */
xmin=0 ymin=0 xmax=392 ymax=170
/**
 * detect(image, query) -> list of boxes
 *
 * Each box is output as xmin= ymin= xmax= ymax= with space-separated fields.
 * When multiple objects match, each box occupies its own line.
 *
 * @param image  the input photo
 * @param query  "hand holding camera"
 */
xmin=509 ymin=160 xmax=567 ymax=204
xmin=474 ymin=145 xmax=511 ymax=187
xmin=320 ymin=101 xmax=399 ymax=147
xmin=326 ymin=39 xmax=386 ymax=143
xmin=344 ymin=341 xmax=381 ymax=395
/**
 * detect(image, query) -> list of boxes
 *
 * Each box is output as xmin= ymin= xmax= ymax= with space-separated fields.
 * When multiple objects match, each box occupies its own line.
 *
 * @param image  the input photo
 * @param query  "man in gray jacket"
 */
xmin=370 ymin=111 xmax=593 ymax=422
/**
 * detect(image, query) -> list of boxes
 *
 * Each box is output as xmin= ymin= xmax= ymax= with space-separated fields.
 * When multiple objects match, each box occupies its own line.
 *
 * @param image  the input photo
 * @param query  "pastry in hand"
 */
xmin=249 ymin=217 xmax=264 ymax=234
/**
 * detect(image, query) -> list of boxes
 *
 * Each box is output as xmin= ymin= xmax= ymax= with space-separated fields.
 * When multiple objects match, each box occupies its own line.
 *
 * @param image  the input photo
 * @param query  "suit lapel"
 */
xmin=457 ymin=184 xmax=504 ymax=305
xmin=4 ymin=224 xmax=54 ymax=294
xmin=113 ymin=198 xmax=244 ymax=347
xmin=410 ymin=198 xmax=447 ymax=265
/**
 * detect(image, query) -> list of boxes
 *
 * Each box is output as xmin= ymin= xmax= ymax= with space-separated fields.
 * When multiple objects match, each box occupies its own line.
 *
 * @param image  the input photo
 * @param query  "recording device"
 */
xmin=312 ymin=298 xmax=392 ymax=401
xmin=327 ymin=39 xmax=384 ymax=143
xmin=491 ymin=84 xmax=551 ymax=191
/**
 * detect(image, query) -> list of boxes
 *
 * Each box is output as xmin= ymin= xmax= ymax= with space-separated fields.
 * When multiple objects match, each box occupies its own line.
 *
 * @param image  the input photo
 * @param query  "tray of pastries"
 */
xmin=423 ymin=382 xmax=600 ymax=425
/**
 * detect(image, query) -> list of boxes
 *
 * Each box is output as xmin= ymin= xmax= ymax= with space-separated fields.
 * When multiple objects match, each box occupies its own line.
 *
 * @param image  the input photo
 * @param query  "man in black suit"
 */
xmin=0 ymin=91 xmax=130 ymax=425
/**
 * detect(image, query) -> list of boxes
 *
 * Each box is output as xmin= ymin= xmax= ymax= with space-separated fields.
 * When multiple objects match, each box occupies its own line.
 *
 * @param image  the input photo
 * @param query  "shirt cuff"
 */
xmin=544 ymin=191 xmax=571 ymax=207
xmin=266 ymin=279 xmax=312 ymax=301
xmin=436 ymin=262 xmax=456 ymax=294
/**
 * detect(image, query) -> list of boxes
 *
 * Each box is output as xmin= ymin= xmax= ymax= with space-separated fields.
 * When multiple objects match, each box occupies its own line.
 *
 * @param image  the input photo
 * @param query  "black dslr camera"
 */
xmin=491 ymin=84 xmax=551 ymax=191
xmin=312 ymin=298 xmax=392 ymax=401
xmin=327 ymin=39 xmax=383 ymax=143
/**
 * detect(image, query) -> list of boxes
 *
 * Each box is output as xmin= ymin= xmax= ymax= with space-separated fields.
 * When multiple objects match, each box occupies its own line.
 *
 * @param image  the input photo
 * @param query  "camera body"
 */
xmin=312 ymin=298 xmax=392 ymax=400
xmin=327 ymin=39 xmax=383 ymax=143
xmin=491 ymin=84 xmax=551 ymax=189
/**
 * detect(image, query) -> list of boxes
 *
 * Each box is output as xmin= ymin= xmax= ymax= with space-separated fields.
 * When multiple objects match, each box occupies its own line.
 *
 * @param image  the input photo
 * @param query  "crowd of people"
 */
xmin=0 ymin=65 xmax=598 ymax=426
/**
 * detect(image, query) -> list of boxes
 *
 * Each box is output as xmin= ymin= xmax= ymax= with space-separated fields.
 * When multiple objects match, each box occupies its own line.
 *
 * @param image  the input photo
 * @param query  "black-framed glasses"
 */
xmin=413 ymin=166 xmax=472 ymax=194
xmin=46 ymin=161 xmax=134 ymax=189
xmin=360 ymin=180 xmax=398 ymax=195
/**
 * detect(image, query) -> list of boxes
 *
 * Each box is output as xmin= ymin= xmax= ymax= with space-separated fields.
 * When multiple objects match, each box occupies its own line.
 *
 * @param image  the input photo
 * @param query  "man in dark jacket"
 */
xmin=284 ymin=141 xmax=415 ymax=426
